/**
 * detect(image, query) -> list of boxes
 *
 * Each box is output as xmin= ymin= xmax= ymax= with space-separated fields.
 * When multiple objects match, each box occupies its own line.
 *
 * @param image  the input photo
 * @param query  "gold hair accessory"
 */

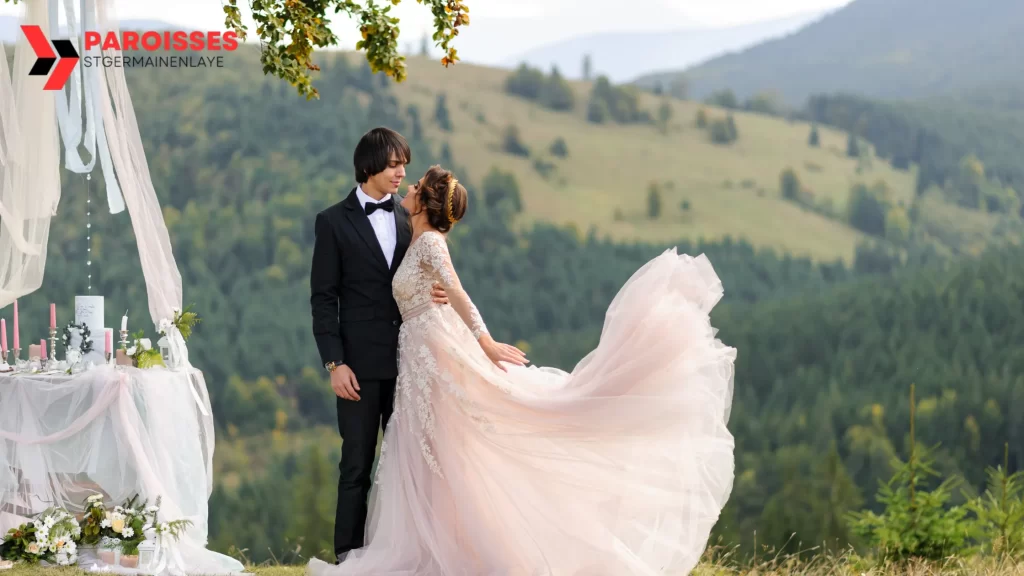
xmin=446 ymin=177 xmax=459 ymax=226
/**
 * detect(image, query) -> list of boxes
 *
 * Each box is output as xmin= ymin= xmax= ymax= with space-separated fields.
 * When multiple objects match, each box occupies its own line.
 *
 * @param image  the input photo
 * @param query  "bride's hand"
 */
xmin=480 ymin=335 xmax=528 ymax=371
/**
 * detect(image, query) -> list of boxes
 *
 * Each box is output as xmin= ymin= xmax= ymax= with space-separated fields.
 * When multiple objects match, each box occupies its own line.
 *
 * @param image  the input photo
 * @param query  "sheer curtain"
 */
xmin=0 ymin=0 xmax=175 ymax=327
xmin=0 ymin=1 xmax=240 ymax=573
xmin=0 ymin=0 xmax=60 ymax=310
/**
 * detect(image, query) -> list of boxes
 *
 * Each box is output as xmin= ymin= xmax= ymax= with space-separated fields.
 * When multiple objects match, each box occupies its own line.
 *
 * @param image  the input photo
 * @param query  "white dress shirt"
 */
xmin=356 ymin=185 xmax=398 ymax=268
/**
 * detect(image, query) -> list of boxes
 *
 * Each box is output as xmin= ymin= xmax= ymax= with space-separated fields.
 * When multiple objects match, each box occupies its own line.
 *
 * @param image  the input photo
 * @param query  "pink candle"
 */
xmin=50 ymin=303 xmax=56 ymax=329
xmin=105 ymin=329 xmax=113 ymax=355
xmin=12 ymin=299 xmax=18 ymax=350
xmin=40 ymin=338 xmax=47 ymax=360
xmin=1 ymin=318 xmax=6 ymax=351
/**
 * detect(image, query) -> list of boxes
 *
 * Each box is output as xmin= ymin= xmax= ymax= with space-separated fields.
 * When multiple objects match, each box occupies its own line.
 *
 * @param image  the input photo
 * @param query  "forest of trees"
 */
xmin=10 ymin=49 xmax=1024 ymax=563
xmin=504 ymin=63 xmax=575 ymax=112
xmin=806 ymin=94 xmax=1024 ymax=210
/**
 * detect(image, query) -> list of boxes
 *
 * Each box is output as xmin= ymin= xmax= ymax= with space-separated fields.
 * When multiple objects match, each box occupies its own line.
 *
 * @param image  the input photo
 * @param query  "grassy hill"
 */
xmin=634 ymin=0 xmax=1024 ymax=106
xmin=389 ymin=55 xmax=919 ymax=263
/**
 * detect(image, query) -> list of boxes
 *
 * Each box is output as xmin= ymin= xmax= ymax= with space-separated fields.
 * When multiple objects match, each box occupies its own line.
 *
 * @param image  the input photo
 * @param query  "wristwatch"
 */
xmin=325 ymin=361 xmax=339 ymax=373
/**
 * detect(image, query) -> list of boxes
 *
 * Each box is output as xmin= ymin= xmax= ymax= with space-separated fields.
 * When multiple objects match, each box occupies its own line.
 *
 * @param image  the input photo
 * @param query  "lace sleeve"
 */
xmin=419 ymin=232 xmax=489 ymax=339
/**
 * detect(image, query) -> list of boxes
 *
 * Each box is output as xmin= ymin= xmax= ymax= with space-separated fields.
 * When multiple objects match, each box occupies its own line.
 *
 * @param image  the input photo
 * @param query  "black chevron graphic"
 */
xmin=28 ymin=57 xmax=56 ymax=76
xmin=52 ymin=39 xmax=79 ymax=59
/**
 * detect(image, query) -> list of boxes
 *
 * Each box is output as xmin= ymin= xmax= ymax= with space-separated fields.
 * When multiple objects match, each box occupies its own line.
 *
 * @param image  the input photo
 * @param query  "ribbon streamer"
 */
xmin=48 ymin=0 xmax=125 ymax=214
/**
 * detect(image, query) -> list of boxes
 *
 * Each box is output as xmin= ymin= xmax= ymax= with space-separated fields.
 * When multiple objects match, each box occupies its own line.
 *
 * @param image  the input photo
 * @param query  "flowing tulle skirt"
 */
xmin=308 ymin=249 xmax=736 ymax=575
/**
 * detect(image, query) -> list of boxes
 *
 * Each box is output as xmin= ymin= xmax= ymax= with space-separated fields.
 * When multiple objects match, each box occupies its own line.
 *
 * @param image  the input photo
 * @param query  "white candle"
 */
xmin=121 ymin=313 xmax=128 ymax=332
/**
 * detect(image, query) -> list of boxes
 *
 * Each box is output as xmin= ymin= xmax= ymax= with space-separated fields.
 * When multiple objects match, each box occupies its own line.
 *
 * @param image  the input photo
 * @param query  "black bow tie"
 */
xmin=365 ymin=197 xmax=395 ymax=216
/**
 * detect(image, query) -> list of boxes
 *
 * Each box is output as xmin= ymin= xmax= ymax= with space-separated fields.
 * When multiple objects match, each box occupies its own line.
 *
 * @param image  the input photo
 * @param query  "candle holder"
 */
xmin=105 ymin=351 xmax=113 ymax=365
xmin=12 ymin=347 xmax=20 ymax=369
xmin=47 ymin=327 xmax=58 ymax=370
xmin=119 ymin=329 xmax=129 ymax=350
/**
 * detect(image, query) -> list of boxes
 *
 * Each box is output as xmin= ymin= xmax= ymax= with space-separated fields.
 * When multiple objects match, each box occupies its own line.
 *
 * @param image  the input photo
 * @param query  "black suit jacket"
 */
xmin=310 ymin=188 xmax=412 ymax=380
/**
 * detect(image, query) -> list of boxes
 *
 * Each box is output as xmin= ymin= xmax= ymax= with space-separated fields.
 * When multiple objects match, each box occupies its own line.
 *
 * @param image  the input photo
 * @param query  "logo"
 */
xmin=21 ymin=25 xmax=80 ymax=91
xmin=20 ymin=26 xmax=239 ymax=85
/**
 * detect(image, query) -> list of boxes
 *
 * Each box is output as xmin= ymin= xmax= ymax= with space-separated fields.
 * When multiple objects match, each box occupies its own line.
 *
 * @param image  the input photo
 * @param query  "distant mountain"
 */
xmin=635 ymin=0 xmax=1024 ymax=106
xmin=0 ymin=16 xmax=191 ymax=44
xmin=507 ymin=10 xmax=829 ymax=83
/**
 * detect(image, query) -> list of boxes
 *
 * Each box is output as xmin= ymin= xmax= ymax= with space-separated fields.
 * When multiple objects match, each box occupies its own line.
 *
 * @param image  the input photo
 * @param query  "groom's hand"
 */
xmin=331 ymin=364 xmax=361 ymax=401
xmin=431 ymin=282 xmax=449 ymax=305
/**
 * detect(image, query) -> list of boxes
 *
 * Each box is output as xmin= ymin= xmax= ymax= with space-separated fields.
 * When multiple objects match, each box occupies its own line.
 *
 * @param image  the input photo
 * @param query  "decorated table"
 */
xmin=0 ymin=0 xmax=250 ymax=572
xmin=0 ymin=365 xmax=243 ymax=574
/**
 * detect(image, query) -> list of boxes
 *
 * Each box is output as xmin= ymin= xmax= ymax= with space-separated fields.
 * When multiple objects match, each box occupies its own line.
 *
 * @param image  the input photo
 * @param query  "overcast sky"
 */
xmin=2 ymin=0 xmax=853 ymax=64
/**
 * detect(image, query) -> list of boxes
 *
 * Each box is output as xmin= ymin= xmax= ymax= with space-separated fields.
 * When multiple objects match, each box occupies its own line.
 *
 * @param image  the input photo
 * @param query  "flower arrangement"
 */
xmin=0 ymin=507 xmax=80 ymax=566
xmin=146 ymin=496 xmax=193 ymax=544
xmin=125 ymin=330 xmax=164 ymax=369
xmin=159 ymin=304 xmax=201 ymax=342
xmin=1 ymin=494 xmax=191 ymax=568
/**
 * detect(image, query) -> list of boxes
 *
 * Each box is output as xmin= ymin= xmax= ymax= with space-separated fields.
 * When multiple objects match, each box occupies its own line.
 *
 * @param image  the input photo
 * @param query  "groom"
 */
xmin=310 ymin=127 xmax=448 ymax=563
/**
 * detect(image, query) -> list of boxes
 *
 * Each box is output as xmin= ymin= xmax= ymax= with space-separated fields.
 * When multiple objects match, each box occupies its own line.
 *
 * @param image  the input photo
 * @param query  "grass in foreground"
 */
xmin=3 ymin=552 xmax=1024 ymax=575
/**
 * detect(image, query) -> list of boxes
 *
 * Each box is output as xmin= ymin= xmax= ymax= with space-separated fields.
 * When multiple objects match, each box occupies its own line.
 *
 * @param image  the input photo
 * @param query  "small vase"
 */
xmin=120 ymin=554 xmax=139 ymax=568
xmin=98 ymin=549 xmax=116 ymax=565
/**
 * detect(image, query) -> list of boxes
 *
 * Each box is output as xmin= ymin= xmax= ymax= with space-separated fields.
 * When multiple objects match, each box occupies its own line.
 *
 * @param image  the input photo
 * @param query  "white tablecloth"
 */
xmin=0 ymin=365 xmax=243 ymax=574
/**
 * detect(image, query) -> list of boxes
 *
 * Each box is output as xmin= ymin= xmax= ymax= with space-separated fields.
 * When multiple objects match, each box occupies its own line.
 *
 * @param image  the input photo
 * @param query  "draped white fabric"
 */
xmin=0 ymin=2 xmax=237 ymax=573
xmin=0 ymin=0 xmax=175 ymax=325
xmin=0 ymin=0 xmax=61 ymax=309
xmin=93 ymin=0 xmax=182 ymax=327
xmin=0 ymin=367 xmax=243 ymax=574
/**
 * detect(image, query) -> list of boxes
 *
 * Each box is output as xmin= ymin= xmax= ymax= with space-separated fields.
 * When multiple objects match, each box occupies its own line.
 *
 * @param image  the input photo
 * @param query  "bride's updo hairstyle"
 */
xmin=415 ymin=165 xmax=468 ymax=233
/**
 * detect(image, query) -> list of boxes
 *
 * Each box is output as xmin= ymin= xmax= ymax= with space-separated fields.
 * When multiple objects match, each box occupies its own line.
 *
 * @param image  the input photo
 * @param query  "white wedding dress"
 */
xmin=307 ymin=231 xmax=736 ymax=575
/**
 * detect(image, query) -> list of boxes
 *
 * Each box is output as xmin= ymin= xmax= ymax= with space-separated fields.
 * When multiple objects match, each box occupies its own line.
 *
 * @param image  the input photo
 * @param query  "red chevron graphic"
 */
xmin=21 ymin=25 xmax=79 ymax=90
xmin=21 ymin=25 xmax=54 ymax=59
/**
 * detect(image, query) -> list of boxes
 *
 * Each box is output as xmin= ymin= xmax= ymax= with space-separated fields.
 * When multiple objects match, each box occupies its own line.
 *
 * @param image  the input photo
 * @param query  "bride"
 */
xmin=308 ymin=166 xmax=736 ymax=575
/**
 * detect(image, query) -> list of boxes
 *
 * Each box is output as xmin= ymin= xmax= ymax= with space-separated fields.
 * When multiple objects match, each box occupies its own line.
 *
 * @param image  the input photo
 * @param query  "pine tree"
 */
xmin=434 ymin=93 xmax=452 ymax=131
xmin=846 ymin=384 xmax=970 ymax=562
xmin=647 ymin=183 xmax=662 ymax=219
xmin=847 ymin=132 xmax=861 ymax=157
xmin=780 ymin=168 xmax=800 ymax=200
xmin=657 ymin=100 xmax=672 ymax=134
xmin=809 ymin=124 xmax=820 ymax=147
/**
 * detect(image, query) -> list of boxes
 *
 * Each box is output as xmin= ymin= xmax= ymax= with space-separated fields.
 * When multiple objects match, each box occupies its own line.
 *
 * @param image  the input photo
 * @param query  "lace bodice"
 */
xmin=392 ymin=230 xmax=488 ymax=339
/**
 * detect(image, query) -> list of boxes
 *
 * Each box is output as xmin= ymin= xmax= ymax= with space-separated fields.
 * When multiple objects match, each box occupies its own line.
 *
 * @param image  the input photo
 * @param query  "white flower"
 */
xmin=66 ymin=350 xmax=82 ymax=365
xmin=35 ymin=528 xmax=48 ymax=543
xmin=145 ymin=505 xmax=159 ymax=514
xmin=100 ymin=517 xmax=111 ymax=529
xmin=158 ymin=318 xmax=174 ymax=335
xmin=126 ymin=345 xmax=137 ymax=355
xmin=140 ymin=338 xmax=152 ymax=351
xmin=122 ymin=526 xmax=135 ymax=539
xmin=44 ymin=516 xmax=55 ymax=528
xmin=55 ymin=551 xmax=71 ymax=566
xmin=66 ymin=540 xmax=77 ymax=554
xmin=26 ymin=542 xmax=41 ymax=555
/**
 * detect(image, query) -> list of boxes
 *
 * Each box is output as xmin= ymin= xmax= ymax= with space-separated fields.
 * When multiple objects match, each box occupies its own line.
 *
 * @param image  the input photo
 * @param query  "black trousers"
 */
xmin=334 ymin=377 xmax=396 ymax=560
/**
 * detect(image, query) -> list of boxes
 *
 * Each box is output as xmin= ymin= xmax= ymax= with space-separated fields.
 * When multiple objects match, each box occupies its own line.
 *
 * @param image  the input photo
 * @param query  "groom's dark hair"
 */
xmin=354 ymin=127 xmax=412 ymax=183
